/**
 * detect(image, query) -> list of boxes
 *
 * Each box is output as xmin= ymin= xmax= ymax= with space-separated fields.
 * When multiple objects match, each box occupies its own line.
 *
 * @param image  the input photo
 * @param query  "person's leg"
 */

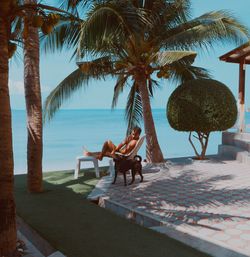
xmin=84 ymin=151 xmax=101 ymax=158
xmin=83 ymin=140 xmax=116 ymax=160
xmin=97 ymin=140 xmax=116 ymax=160
xmin=83 ymin=146 xmax=99 ymax=157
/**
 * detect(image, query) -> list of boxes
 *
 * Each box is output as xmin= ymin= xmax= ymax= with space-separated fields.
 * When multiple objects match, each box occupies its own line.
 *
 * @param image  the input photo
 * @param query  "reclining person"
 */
xmin=83 ymin=126 xmax=142 ymax=161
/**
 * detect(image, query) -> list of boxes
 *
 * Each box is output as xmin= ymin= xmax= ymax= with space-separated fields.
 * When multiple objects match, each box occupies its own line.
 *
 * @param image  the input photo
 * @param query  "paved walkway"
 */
xmin=98 ymin=157 xmax=250 ymax=257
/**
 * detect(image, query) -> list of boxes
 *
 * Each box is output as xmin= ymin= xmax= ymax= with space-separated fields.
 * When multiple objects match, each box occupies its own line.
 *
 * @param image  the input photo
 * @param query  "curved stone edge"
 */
xmin=17 ymin=216 xmax=66 ymax=257
xmin=87 ymin=175 xmax=113 ymax=201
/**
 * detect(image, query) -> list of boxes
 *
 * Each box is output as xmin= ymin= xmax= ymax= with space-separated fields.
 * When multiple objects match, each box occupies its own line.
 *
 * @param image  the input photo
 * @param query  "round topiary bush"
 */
xmin=167 ymin=79 xmax=237 ymax=159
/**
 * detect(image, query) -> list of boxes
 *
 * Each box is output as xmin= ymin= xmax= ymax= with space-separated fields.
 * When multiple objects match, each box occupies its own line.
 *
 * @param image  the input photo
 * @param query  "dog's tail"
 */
xmin=134 ymin=155 xmax=142 ymax=162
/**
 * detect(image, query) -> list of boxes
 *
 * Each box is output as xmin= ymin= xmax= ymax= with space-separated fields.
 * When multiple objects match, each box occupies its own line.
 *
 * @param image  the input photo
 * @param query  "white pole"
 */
xmin=238 ymin=101 xmax=245 ymax=132
xmin=238 ymin=62 xmax=246 ymax=133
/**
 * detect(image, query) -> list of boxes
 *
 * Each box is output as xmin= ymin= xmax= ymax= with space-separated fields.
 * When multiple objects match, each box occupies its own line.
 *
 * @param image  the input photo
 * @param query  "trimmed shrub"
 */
xmin=167 ymin=79 xmax=237 ymax=159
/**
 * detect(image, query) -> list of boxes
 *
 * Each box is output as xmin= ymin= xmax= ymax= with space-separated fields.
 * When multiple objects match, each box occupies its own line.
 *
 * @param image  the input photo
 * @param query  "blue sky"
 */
xmin=9 ymin=0 xmax=250 ymax=110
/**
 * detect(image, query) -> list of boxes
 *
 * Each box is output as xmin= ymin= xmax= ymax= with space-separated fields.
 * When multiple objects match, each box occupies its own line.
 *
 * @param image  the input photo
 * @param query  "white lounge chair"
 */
xmin=74 ymin=155 xmax=100 ymax=179
xmin=114 ymin=135 xmax=146 ymax=159
xmin=74 ymin=135 xmax=146 ymax=179
xmin=108 ymin=135 xmax=146 ymax=177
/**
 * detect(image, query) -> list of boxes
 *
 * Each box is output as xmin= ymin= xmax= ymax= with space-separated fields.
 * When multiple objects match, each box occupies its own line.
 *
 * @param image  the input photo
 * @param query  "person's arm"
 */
xmin=112 ymin=135 xmax=131 ymax=154
xmin=120 ymin=140 xmax=137 ymax=154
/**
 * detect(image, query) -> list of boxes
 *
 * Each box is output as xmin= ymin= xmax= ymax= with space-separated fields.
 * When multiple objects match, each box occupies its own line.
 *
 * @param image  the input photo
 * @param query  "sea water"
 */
xmin=12 ymin=109 xmax=250 ymax=174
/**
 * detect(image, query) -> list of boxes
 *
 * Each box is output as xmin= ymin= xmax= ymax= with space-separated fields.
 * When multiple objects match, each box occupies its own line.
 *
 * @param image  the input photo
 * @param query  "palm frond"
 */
xmin=78 ymin=1 xmax=151 ymax=57
xmin=141 ymin=0 xmax=191 ymax=45
xmin=154 ymin=50 xmax=197 ymax=66
xmin=167 ymin=0 xmax=192 ymax=24
xmin=43 ymin=67 xmax=104 ymax=122
xmin=125 ymin=82 xmax=143 ymax=135
xmin=146 ymin=0 xmax=191 ymax=27
xmin=77 ymin=55 xmax=114 ymax=76
xmin=148 ymin=78 xmax=161 ymax=97
xmin=163 ymin=10 xmax=249 ymax=51
xmin=111 ymin=74 xmax=129 ymax=109
xmin=40 ymin=18 xmax=81 ymax=58
xmin=10 ymin=15 xmax=23 ymax=41
xmin=57 ymin=0 xmax=89 ymax=13
xmin=169 ymin=65 xmax=211 ymax=84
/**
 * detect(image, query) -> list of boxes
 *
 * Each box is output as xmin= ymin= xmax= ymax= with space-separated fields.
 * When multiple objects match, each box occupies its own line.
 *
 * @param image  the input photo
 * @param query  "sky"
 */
xmin=9 ymin=0 xmax=250 ymax=110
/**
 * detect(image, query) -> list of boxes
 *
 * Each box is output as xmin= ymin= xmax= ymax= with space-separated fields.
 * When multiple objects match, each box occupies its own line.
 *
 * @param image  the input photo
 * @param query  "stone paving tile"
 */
xmin=104 ymin=159 xmax=250 ymax=256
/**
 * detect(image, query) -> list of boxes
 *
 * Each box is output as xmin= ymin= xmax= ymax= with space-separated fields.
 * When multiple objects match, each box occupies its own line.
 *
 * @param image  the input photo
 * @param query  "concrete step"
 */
xmin=218 ymin=144 xmax=250 ymax=164
xmin=99 ymin=197 xmax=164 ymax=227
xmin=222 ymin=138 xmax=250 ymax=152
xmin=222 ymin=132 xmax=250 ymax=144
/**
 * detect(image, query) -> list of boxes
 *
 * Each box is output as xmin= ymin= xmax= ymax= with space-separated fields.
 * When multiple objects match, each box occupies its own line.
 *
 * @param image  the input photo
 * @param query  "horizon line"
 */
xmin=12 ymin=108 xmax=166 ymax=111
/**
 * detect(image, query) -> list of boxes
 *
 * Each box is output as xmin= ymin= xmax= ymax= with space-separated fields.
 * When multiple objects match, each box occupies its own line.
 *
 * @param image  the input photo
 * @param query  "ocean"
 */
xmin=12 ymin=109 xmax=250 ymax=174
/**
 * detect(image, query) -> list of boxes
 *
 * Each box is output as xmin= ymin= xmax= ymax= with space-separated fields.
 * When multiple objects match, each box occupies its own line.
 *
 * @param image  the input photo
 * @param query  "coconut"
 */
xmin=41 ymin=23 xmax=53 ymax=35
xmin=103 ymin=66 xmax=110 ymax=72
xmin=80 ymin=63 xmax=90 ymax=73
xmin=163 ymin=71 xmax=170 ymax=79
xmin=48 ymin=13 xmax=60 ymax=26
xmin=114 ymin=62 xmax=124 ymax=70
xmin=157 ymin=70 xmax=164 ymax=78
xmin=162 ymin=66 xmax=170 ymax=79
xmin=32 ymin=15 xmax=44 ymax=28
xmin=145 ymin=65 xmax=153 ymax=75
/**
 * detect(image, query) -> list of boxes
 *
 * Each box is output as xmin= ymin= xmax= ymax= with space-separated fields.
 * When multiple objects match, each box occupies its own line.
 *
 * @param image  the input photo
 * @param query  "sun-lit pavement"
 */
xmin=99 ymin=157 xmax=250 ymax=257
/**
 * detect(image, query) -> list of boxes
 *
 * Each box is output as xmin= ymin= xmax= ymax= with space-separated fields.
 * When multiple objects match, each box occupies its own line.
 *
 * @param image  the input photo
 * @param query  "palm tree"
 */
xmin=44 ymin=0 xmax=249 ymax=163
xmin=0 ymin=1 xmax=75 ymax=253
xmin=23 ymin=0 xmax=43 ymax=193
xmin=0 ymin=3 xmax=17 ymax=253
xmin=22 ymin=1 xmax=78 ymax=193
xmin=22 ymin=1 xmax=77 ymax=193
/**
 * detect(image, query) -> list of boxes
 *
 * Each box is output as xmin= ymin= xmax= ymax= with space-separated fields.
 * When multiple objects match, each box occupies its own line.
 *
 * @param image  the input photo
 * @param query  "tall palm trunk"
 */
xmin=23 ymin=0 xmax=43 ymax=193
xmin=0 ymin=17 xmax=17 ymax=256
xmin=137 ymin=74 xmax=164 ymax=163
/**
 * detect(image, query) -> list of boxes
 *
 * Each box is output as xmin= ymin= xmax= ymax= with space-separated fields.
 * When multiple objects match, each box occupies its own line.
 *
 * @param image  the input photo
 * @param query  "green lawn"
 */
xmin=14 ymin=169 xmax=211 ymax=257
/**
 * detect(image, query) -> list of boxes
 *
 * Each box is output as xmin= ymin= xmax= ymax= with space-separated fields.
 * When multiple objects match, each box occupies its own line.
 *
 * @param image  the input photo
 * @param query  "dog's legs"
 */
xmin=139 ymin=167 xmax=143 ymax=183
xmin=129 ymin=169 xmax=135 ymax=185
xmin=112 ymin=172 xmax=117 ymax=184
xmin=123 ymin=172 xmax=127 ymax=186
xmin=112 ymin=164 xmax=118 ymax=184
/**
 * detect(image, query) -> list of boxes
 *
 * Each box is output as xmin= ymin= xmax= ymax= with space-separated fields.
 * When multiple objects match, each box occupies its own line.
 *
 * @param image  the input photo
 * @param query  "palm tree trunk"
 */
xmin=23 ymin=0 xmax=43 ymax=193
xmin=0 ymin=17 xmax=17 ymax=256
xmin=137 ymin=75 xmax=164 ymax=163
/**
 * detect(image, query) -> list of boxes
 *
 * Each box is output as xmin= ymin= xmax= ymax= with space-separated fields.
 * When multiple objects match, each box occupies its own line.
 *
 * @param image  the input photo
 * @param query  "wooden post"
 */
xmin=238 ymin=61 xmax=246 ymax=132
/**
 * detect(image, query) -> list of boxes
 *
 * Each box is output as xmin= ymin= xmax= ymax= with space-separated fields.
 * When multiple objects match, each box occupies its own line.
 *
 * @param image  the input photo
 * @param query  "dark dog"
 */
xmin=112 ymin=155 xmax=143 ymax=186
